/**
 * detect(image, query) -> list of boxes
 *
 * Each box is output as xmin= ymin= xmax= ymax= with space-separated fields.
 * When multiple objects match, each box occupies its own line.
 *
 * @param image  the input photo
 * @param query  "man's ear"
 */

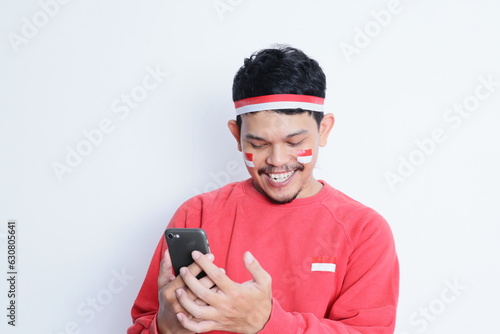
xmin=227 ymin=120 xmax=242 ymax=152
xmin=319 ymin=113 xmax=335 ymax=147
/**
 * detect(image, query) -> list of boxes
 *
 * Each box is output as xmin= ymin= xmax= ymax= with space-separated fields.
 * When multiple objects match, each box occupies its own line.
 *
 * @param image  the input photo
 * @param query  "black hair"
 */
xmin=232 ymin=45 xmax=326 ymax=129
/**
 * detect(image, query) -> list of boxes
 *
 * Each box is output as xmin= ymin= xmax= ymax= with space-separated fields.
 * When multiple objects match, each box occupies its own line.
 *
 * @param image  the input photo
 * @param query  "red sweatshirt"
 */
xmin=128 ymin=179 xmax=399 ymax=334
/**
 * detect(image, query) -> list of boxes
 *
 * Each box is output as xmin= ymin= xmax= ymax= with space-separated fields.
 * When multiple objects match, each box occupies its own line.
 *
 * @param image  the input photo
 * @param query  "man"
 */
xmin=128 ymin=45 xmax=399 ymax=334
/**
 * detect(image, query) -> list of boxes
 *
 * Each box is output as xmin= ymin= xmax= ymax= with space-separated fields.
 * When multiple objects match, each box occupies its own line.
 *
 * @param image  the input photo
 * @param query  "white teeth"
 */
xmin=268 ymin=171 xmax=294 ymax=183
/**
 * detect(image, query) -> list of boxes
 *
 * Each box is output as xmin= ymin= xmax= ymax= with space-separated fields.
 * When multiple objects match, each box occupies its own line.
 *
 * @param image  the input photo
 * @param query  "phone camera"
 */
xmin=167 ymin=233 xmax=174 ymax=239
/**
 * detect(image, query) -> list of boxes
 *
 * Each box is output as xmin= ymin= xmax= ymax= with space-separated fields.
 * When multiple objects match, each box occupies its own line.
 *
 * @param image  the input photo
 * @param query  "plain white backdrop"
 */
xmin=1 ymin=0 xmax=499 ymax=333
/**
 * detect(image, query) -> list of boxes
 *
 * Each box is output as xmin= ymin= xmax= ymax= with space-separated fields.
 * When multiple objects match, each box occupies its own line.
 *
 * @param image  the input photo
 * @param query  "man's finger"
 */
xmin=176 ymin=312 xmax=217 ymax=333
xmin=158 ymin=250 xmax=215 ymax=291
xmin=184 ymin=272 xmax=216 ymax=301
xmin=179 ymin=266 xmax=217 ymax=306
xmin=176 ymin=288 xmax=218 ymax=320
xmin=158 ymin=250 xmax=175 ymax=287
xmin=185 ymin=252 xmax=215 ymax=278
xmin=243 ymin=251 xmax=272 ymax=287
xmin=191 ymin=251 xmax=232 ymax=291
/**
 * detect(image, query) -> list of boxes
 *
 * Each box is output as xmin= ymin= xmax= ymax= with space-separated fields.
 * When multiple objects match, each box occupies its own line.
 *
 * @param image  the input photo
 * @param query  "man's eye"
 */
xmin=288 ymin=140 xmax=304 ymax=147
xmin=250 ymin=143 xmax=267 ymax=149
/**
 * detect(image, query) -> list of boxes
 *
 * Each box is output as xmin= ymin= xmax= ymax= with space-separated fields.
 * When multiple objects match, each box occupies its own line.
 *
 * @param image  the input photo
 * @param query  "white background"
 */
xmin=1 ymin=1 xmax=499 ymax=333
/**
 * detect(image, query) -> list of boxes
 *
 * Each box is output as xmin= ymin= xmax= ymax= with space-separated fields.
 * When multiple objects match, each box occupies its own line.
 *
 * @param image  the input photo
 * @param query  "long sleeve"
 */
xmin=127 ymin=238 xmax=165 ymax=334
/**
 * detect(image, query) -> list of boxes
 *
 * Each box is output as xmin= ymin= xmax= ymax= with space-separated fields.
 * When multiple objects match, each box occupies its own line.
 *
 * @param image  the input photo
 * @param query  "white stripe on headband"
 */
xmin=234 ymin=94 xmax=325 ymax=115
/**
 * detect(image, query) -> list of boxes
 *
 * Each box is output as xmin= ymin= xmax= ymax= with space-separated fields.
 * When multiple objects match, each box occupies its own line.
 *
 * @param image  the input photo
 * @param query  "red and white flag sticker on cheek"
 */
xmin=311 ymin=256 xmax=336 ymax=272
xmin=244 ymin=152 xmax=254 ymax=167
xmin=297 ymin=149 xmax=313 ymax=164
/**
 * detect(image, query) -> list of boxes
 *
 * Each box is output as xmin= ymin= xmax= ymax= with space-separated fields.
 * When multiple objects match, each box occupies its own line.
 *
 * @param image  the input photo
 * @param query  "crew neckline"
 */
xmin=241 ymin=178 xmax=334 ymax=208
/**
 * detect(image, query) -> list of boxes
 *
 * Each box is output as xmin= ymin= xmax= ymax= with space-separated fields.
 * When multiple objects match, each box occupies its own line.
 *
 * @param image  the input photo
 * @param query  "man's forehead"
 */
xmin=241 ymin=110 xmax=315 ymax=126
xmin=241 ymin=111 xmax=316 ymax=138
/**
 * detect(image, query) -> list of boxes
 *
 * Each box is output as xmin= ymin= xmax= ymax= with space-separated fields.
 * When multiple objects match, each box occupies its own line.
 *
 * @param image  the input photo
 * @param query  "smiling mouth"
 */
xmin=267 ymin=171 xmax=295 ymax=183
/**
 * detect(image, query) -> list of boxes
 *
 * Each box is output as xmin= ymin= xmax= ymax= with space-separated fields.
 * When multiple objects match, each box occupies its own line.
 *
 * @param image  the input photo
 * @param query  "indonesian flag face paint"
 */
xmin=244 ymin=152 xmax=254 ymax=168
xmin=297 ymin=149 xmax=313 ymax=164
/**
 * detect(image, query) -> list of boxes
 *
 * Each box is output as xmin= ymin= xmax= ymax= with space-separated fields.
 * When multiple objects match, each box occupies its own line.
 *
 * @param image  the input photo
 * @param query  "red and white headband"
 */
xmin=234 ymin=94 xmax=325 ymax=115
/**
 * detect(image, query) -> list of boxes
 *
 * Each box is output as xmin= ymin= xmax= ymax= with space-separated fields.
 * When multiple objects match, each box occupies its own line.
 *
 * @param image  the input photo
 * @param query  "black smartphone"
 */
xmin=164 ymin=228 xmax=211 ymax=277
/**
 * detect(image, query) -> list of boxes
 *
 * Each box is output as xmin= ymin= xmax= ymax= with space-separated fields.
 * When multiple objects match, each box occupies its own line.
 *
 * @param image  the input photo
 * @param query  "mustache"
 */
xmin=257 ymin=164 xmax=304 ymax=175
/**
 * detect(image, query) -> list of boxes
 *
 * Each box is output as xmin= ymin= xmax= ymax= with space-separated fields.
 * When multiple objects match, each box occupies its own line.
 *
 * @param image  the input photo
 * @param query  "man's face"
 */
xmin=228 ymin=111 xmax=334 ymax=204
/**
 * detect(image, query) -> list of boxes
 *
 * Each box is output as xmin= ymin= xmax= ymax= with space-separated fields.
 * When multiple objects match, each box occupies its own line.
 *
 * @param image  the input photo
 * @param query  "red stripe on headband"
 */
xmin=234 ymin=94 xmax=324 ymax=109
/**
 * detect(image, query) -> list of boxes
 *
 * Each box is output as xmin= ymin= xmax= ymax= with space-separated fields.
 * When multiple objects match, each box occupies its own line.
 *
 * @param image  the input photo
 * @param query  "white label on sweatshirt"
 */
xmin=311 ymin=263 xmax=336 ymax=272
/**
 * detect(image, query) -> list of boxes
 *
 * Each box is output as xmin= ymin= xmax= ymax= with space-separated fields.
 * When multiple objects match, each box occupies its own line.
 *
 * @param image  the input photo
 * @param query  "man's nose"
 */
xmin=266 ymin=145 xmax=291 ymax=167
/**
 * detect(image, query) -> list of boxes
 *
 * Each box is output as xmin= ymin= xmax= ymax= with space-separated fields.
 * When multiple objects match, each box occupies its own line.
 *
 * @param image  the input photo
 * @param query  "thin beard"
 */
xmin=254 ymin=181 xmax=302 ymax=204
xmin=266 ymin=191 xmax=301 ymax=204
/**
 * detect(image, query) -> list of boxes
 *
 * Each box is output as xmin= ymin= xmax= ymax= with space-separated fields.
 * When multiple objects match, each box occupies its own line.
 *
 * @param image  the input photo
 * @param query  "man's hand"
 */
xmin=175 ymin=251 xmax=272 ymax=334
xmin=157 ymin=250 xmax=216 ymax=334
